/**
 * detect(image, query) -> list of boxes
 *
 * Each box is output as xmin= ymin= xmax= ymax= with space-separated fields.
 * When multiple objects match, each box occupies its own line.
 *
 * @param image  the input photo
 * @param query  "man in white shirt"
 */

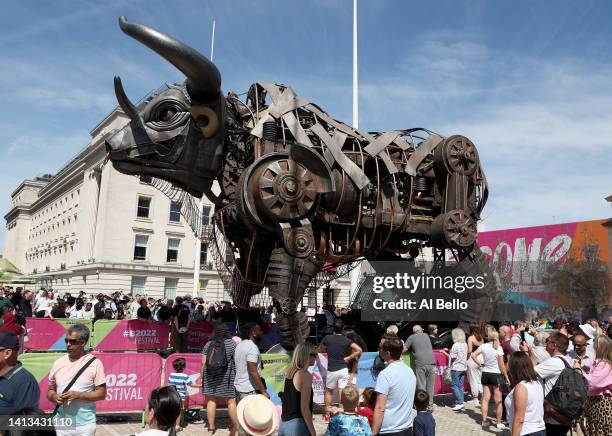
xmin=525 ymin=332 xmax=573 ymax=436
xmin=567 ymin=334 xmax=595 ymax=373
xmin=128 ymin=295 xmax=141 ymax=320
xmin=234 ymin=323 xmax=269 ymax=401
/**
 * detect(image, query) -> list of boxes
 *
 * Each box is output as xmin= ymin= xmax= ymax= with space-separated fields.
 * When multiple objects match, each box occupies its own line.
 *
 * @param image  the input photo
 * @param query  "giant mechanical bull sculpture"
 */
xmin=107 ymin=17 xmax=489 ymax=348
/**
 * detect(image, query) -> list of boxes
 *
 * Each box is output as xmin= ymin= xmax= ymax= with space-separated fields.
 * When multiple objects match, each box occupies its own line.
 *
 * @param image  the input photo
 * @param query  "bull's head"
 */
xmin=106 ymin=17 xmax=226 ymax=198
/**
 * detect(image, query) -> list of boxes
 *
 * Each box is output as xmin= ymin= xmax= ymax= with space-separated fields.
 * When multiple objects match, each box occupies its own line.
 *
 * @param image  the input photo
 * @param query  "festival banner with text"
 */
xmin=186 ymin=322 xmax=214 ymax=352
xmin=20 ymin=352 xmax=163 ymax=413
xmin=93 ymin=320 xmax=169 ymax=351
xmin=478 ymin=219 xmax=610 ymax=307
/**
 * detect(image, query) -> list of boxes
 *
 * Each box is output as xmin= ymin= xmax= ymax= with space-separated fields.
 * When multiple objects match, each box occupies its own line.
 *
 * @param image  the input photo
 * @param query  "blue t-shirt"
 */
xmin=326 ymin=413 xmax=372 ymax=436
xmin=375 ymin=361 xmax=416 ymax=434
xmin=414 ymin=411 xmax=436 ymax=436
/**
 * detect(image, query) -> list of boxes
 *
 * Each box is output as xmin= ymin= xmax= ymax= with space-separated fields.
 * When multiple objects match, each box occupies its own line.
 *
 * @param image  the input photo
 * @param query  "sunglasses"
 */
xmin=64 ymin=339 xmax=81 ymax=345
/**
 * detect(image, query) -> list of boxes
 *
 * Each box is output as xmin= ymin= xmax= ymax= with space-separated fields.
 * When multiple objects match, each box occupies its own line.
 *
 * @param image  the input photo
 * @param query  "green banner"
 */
xmin=19 ymin=352 xmax=66 ymax=382
xmin=402 ymin=352 xmax=414 ymax=369
xmin=91 ymin=319 xmax=116 ymax=347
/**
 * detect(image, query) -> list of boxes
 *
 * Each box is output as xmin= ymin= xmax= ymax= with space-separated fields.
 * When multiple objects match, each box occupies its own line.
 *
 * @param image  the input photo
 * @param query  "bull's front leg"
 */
xmin=265 ymin=221 xmax=322 ymax=349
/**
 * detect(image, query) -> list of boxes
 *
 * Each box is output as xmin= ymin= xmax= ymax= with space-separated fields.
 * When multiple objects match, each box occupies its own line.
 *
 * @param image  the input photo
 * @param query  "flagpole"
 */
xmin=193 ymin=20 xmax=215 ymax=298
xmin=350 ymin=0 xmax=361 ymax=299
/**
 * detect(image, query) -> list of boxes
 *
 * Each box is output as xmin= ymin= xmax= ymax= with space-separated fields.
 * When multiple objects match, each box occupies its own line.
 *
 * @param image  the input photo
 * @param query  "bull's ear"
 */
xmin=118 ymin=16 xmax=221 ymax=103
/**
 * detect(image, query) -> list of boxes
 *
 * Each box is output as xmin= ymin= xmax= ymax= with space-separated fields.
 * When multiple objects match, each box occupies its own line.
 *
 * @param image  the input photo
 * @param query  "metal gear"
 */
xmin=436 ymin=135 xmax=478 ymax=176
xmin=431 ymin=209 xmax=477 ymax=250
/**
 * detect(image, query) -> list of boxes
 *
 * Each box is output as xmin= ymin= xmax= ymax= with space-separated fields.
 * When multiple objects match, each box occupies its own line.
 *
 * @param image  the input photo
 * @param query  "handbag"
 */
xmin=444 ymin=356 xmax=452 ymax=385
xmin=52 ymin=356 xmax=97 ymax=415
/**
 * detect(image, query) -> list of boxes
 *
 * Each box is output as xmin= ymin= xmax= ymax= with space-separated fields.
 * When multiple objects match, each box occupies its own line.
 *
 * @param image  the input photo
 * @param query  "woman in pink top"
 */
xmin=574 ymin=335 xmax=612 ymax=436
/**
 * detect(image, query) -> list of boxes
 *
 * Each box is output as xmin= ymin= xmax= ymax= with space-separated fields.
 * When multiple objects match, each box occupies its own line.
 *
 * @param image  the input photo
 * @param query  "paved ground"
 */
xmin=96 ymin=395 xmax=586 ymax=435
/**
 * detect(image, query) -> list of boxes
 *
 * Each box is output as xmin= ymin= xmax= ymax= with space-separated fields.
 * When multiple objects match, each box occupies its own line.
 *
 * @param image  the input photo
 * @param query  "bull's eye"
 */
xmin=160 ymin=107 xmax=177 ymax=122
xmin=147 ymin=100 xmax=189 ymax=131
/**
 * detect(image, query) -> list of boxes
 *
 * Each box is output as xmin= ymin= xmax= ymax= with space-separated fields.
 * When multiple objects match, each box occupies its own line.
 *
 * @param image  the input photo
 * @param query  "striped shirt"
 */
xmin=168 ymin=372 xmax=190 ymax=400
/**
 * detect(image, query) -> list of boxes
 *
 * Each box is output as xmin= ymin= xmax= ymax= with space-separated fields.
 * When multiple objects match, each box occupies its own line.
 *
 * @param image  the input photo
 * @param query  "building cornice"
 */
xmin=10 ymin=180 xmax=48 ymax=199
xmin=4 ymin=205 xmax=32 ymax=222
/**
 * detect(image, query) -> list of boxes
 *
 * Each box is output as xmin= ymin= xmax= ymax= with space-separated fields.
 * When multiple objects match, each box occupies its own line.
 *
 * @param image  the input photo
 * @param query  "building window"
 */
xmin=137 ymin=196 xmax=151 ymax=218
xmin=131 ymin=276 xmax=146 ymax=295
xmin=140 ymin=175 xmax=152 ymax=184
xmin=199 ymin=279 xmax=208 ymax=298
xmin=169 ymin=202 xmax=181 ymax=222
xmin=164 ymin=278 xmax=178 ymax=299
xmin=134 ymin=234 xmax=149 ymax=260
xmin=200 ymin=243 xmax=208 ymax=265
xmin=202 ymin=206 xmax=211 ymax=226
xmin=166 ymin=238 xmax=180 ymax=263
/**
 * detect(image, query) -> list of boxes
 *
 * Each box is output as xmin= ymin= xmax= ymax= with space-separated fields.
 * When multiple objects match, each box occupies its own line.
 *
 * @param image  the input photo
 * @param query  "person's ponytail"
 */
xmin=489 ymin=330 xmax=500 ymax=351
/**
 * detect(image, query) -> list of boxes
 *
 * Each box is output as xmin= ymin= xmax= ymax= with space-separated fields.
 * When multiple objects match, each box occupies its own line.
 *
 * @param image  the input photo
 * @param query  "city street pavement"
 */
xmin=96 ymin=395 xmax=586 ymax=436
xmin=96 ymin=395 xmax=513 ymax=436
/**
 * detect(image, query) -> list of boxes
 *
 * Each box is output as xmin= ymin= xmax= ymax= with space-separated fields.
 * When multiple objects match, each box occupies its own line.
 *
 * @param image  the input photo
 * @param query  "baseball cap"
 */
xmin=0 ymin=332 xmax=20 ymax=350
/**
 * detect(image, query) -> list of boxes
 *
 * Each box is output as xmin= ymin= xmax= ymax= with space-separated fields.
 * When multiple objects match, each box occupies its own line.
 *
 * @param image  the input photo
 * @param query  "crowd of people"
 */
xmin=1 ymin=282 xmax=612 ymax=435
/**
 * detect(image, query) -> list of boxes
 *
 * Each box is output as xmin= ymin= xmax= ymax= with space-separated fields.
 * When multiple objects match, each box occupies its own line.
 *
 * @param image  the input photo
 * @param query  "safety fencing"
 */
xmin=20 ymin=350 xmax=465 ymax=413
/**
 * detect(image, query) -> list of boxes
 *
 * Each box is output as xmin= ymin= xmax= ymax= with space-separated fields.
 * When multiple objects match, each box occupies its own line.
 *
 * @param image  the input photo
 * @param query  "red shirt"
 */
xmin=356 ymin=405 xmax=374 ymax=427
xmin=0 ymin=312 xmax=23 ymax=336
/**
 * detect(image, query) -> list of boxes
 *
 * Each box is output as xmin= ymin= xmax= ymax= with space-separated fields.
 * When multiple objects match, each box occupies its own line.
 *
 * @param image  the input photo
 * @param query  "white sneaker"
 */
xmin=451 ymin=404 xmax=464 ymax=411
xmin=495 ymin=423 xmax=507 ymax=430
xmin=471 ymin=399 xmax=480 ymax=406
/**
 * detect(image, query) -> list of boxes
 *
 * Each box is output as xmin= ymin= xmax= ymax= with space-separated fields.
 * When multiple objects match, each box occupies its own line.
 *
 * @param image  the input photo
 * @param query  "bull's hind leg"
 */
xmin=265 ymin=248 xmax=322 ymax=349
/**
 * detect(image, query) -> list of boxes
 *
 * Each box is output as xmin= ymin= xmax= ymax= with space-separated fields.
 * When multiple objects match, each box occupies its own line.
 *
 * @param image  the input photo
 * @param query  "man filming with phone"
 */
xmin=48 ymin=324 xmax=106 ymax=436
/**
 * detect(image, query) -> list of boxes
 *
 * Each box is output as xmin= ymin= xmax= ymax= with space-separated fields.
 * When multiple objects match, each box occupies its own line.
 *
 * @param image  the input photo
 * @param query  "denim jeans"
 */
xmin=278 ymin=418 xmax=310 ymax=436
xmin=451 ymin=370 xmax=465 ymax=405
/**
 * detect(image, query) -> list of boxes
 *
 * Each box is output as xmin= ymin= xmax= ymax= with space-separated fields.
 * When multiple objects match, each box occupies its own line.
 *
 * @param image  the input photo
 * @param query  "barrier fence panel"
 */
xmin=19 ymin=349 xmax=466 ymax=414
xmin=165 ymin=353 xmax=206 ymax=408
xmin=185 ymin=323 xmax=214 ymax=352
xmin=20 ymin=352 xmax=163 ymax=413
xmin=93 ymin=320 xmax=170 ymax=351
xmin=24 ymin=319 xmax=93 ymax=351
xmin=261 ymin=354 xmax=291 ymax=406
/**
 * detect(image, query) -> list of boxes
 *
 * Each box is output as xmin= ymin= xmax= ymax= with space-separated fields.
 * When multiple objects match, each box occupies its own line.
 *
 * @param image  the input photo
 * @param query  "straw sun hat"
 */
xmin=236 ymin=394 xmax=278 ymax=436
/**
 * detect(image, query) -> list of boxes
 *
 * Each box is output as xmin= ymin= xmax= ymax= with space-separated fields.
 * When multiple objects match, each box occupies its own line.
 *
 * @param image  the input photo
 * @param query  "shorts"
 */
xmin=236 ymin=390 xmax=260 ymax=401
xmin=481 ymin=371 xmax=502 ymax=386
xmin=326 ymin=367 xmax=349 ymax=390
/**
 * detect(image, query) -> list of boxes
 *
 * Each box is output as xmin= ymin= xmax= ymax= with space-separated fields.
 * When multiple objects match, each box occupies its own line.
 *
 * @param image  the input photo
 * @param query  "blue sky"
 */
xmin=1 ymin=0 xmax=611 ymax=252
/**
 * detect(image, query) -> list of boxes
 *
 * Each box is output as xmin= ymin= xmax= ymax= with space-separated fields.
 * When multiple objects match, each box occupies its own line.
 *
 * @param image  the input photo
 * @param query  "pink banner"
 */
xmin=165 ymin=353 xmax=209 ymax=408
xmin=24 ymin=318 xmax=93 ymax=351
xmin=94 ymin=320 xmax=170 ymax=351
xmin=477 ymin=219 xmax=610 ymax=305
xmin=37 ymin=352 xmax=163 ymax=413
xmin=186 ymin=322 xmax=214 ymax=351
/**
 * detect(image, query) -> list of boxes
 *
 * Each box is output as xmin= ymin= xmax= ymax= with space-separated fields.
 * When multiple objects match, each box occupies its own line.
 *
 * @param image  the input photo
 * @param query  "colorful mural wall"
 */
xmin=477 ymin=219 xmax=611 ymax=308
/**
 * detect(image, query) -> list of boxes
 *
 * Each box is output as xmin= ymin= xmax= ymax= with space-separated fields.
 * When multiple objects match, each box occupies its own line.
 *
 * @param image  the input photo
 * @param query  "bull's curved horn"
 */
xmin=118 ymin=16 xmax=221 ymax=103
xmin=114 ymin=76 xmax=139 ymax=120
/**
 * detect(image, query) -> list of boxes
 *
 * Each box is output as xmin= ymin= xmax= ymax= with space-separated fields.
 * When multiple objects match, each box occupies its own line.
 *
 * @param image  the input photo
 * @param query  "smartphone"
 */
xmin=520 ymin=330 xmax=525 ymax=342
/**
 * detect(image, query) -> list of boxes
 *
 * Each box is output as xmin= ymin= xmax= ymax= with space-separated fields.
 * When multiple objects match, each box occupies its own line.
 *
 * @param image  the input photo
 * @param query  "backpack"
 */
xmin=206 ymin=340 xmax=228 ymax=378
xmin=543 ymin=356 xmax=588 ymax=424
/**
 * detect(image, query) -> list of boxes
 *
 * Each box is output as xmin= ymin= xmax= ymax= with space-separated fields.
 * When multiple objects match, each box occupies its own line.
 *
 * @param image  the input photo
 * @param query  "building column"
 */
xmin=93 ymin=163 xmax=112 ymax=262
xmin=86 ymin=166 xmax=102 ymax=260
